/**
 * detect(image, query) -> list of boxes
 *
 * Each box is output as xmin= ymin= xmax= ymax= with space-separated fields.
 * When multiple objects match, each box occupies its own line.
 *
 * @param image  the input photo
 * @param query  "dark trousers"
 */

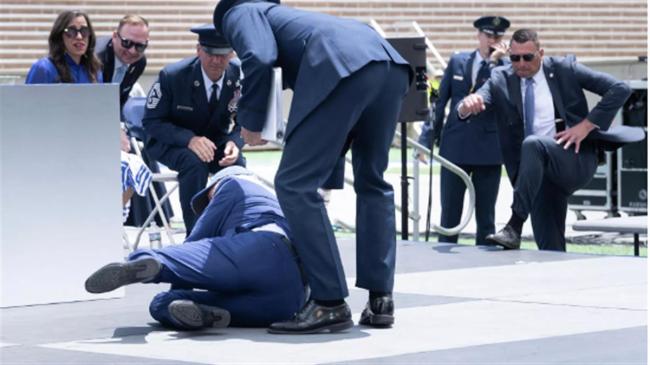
xmin=439 ymin=164 xmax=501 ymax=244
xmin=274 ymin=61 xmax=410 ymax=300
xmin=512 ymin=136 xmax=598 ymax=251
xmin=129 ymin=230 xmax=304 ymax=328
xmin=155 ymin=146 xmax=245 ymax=234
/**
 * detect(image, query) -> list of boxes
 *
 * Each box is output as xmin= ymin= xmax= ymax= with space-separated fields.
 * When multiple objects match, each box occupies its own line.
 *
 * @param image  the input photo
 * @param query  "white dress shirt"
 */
xmin=201 ymin=67 xmax=225 ymax=101
xmin=521 ymin=68 xmax=556 ymax=137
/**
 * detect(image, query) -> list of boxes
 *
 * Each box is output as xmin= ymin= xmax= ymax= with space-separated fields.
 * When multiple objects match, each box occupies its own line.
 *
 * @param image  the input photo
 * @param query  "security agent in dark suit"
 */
xmin=214 ymin=0 xmax=411 ymax=334
xmin=459 ymin=29 xmax=637 ymax=251
xmin=433 ymin=16 xmax=510 ymax=245
xmin=143 ymin=24 xmax=245 ymax=234
xmin=85 ymin=166 xmax=305 ymax=330
xmin=95 ymin=14 xmax=149 ymax=108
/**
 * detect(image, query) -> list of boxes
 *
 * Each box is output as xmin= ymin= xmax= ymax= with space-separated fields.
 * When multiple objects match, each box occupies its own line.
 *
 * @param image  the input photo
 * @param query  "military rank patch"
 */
xmin=146 ymin=82 xmax=162 ymax=109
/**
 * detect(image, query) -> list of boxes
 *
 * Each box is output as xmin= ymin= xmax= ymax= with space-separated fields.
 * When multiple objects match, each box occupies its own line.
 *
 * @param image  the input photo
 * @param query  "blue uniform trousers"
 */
xmin=512 ymin=136 xmax=598 ymax=251
xmin=274 ymin=61 xmax=410 ymax=300
xmin=155 ymin=146 xmax=245 ymax=234
xmin=129 ymin=230 xmax=305 ymax=327
xmin=439 ymin=164 xmax=501 ymax=244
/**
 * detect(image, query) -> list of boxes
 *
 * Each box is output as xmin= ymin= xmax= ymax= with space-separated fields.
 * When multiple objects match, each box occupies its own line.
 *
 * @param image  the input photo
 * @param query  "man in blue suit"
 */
xmin=459 ymin=29 xmax=636 ymax=251
xmin=143 ymin=24 xmax=245 ymax=234
xmin=85 ymin=166 xmax=305 ymax=330
xmin=213 ymin=0 xmax=411 ymax=333
xmin=431 ymin=16 xmax=510 ymax=245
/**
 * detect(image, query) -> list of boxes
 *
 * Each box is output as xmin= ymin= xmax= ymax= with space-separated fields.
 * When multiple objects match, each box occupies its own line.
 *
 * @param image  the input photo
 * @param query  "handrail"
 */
xmin=411 ymin=21 xmax=448 ymax=70
xmin=395 ymin=131 xmax=475 ymax=236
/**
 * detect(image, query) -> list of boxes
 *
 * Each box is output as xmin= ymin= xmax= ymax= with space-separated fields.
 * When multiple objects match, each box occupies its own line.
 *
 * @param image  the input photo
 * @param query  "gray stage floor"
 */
xmin=2 ymin=240 xmax=646 ymax=364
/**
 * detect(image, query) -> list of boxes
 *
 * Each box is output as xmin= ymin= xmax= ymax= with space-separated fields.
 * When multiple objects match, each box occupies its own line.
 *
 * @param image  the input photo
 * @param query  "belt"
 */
xmin=252 ymin=223 xmax=307 ymax=286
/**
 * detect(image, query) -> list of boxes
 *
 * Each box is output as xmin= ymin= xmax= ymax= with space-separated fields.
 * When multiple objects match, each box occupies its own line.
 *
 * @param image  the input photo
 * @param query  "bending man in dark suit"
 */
xmin=432 ymin=16 xmax=510 ymax=245
xmin=95 ymin=14 xmax=149 ymax=109
xmin=214 ymin=0 xmax=411 ymax=334
xmin=85 ymin=166 xmax=305 ymax=330
xmin=459 ymin=29 xmax=633 ymax=251
xmin=143 ymin=24 xmax=245 ymax=234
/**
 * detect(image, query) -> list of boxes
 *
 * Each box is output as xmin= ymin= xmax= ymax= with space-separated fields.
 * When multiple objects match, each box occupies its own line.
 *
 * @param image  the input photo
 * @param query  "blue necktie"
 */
xmin=524 ymin=78 xmax=535 ymax=136
xmin=113 ymin=65 xmax=127 ymax=85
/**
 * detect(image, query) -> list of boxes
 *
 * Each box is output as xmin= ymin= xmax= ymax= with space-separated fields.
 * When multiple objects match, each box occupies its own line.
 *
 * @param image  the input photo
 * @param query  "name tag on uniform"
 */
xmin=176 ymin=105 xmax=193 ymax=111
xmin=453 ymin=75 xmax=464 ymax=81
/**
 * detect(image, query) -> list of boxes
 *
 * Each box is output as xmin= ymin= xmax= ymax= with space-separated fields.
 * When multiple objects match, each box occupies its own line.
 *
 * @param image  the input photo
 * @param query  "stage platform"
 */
xmin=1 ymin=239 xmax=646 ymax=364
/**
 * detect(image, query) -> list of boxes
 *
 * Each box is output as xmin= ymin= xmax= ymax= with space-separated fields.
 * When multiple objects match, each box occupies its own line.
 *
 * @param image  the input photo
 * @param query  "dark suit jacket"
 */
xmin=142 ymin=57 xmax=244 ymax=160
xmin=475 ymin=55 xmax=632 ymax=183
xmin=95 ymin=36 xmax=147 ymax=108
xmin=435 ymin=51 xmax=506 ymax=165
xmin=215 ymin=1 xmax=409 ymax=140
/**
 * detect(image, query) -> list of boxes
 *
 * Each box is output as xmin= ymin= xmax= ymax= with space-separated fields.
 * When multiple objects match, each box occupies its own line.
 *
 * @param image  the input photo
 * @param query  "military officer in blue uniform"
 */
xmin=432 ymin=16 xmax=511 ymax=245
xmin=85 ymin=166 xmax=306 ymax=330
xmin=143 ymin=24 xmax=245 ymax=234
xmin=213 ymin=0 xmax=411 ymax=334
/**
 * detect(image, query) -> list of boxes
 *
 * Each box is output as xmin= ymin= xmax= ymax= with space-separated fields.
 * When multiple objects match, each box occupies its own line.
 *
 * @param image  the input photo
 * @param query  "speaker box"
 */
xmin=619 ymin=170 xmax=648 ymax=211
xmin=387 ymin=37 xmax=429 ymax=123
xmin=620 ymin=138 xmax=647 ymax=169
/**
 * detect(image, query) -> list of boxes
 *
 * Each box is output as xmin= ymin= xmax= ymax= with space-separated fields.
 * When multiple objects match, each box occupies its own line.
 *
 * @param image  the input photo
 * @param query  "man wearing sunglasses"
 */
xmin=96 ymin=14 xmax=150 ymax=109
xmin=142 ymin=24 xmax=245 ymax=235
xmin=424 ymin=15 xmax=510 ymax=247
xmin=458 ymin=29 xmax=640 ymax=252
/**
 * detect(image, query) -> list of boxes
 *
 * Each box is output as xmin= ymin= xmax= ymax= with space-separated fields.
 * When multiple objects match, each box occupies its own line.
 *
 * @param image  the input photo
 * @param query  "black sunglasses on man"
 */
xmin=117 ymin=34 xmax=148 ymax=53
xmin=509 ymin=53 xmax=536 ymax=62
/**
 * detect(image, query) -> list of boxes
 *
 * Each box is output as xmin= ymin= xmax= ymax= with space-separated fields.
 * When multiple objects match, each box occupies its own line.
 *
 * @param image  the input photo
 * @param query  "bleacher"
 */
xmin=0 ymin=0 xmax=646 ymax=76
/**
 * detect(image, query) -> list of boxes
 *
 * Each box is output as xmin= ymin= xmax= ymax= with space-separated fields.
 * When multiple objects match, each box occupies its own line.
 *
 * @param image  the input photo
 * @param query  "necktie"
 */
xmin=113 ymin=65 xmax=127 ymax=84
xmin=474 ymin=60 xmax=491 ymax=91
xmin=524 ymin=78 xmax=535 ymax=137
xmin=208 ymin=83 xmax=218 ymax=115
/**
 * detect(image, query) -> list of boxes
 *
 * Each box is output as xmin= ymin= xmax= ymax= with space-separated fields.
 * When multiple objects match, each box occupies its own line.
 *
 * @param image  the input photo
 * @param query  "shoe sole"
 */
xmin=85 ymin=257 xmax=161 ymax=293
xmin=168 ymin=300 xmax=231 ymax=330
xmin=359 ymin=313 xmax=394 ymax=328
xmin=267 ymin=319 xmax=354 ymax=334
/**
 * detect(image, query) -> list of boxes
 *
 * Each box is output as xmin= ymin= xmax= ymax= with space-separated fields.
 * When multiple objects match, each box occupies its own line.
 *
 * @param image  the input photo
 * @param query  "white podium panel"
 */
xmin=1 ymin=84 xmax=125 ymax=307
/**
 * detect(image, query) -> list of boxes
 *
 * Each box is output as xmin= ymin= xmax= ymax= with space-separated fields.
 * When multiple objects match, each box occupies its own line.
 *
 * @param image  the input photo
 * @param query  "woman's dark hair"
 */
xmin=48 ymin=10 xmax=102 ymax=83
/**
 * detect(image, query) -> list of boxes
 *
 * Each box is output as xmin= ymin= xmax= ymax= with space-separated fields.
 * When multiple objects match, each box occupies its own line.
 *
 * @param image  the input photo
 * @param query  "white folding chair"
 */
xmin=122 ymin=97 xmax=183 ymax=250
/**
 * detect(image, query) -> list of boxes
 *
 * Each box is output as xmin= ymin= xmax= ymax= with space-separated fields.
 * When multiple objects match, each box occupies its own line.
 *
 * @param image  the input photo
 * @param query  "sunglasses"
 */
xmin=509 ymin=53 xmax=536 ymax=62
xmin=63 ymin=26 xmax=90 ymax=39
xmin=117 ymin=34 xmax=148 ymax=53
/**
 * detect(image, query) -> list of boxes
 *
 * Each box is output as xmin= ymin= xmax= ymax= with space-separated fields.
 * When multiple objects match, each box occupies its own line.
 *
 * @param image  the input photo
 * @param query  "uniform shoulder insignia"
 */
xmin=146 ymin=82 xmax=162 ymax=109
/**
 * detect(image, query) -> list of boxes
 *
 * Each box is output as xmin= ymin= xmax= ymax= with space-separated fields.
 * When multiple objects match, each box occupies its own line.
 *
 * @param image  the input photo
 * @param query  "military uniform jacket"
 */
xmin=95 ymin=36 xmax=146 ymax=108
xmin=476 ymin=55 xmax=632 ymax=183
xmin=215 ymin=1 xmax=409 ymax=140
xmin=142 ymin=57 xmax=244 ymax=159
xmin=435 ymin=51 xmax=505 ymax=165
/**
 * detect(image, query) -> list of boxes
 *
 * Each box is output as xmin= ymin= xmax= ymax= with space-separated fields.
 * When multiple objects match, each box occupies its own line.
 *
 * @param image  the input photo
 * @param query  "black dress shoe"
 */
xmin=486 ymin=225 xmax=521 ymax=250
xmin=268 ymin=299 xmax=353 ymax=334
xmin=168 ymin=300 xmax=231 ymax=330
xmin=85 ymin=257 xmax=161 ymax=293
xmin=359 ymin=295 xmax=394 ymax=327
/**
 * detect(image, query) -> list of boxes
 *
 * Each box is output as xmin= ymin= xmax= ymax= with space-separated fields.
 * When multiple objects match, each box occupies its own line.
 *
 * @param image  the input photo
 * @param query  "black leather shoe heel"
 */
xmin=359 ymin=295 xmax=395 ymax=328
xmin=168 ymin=300 xmax=231 ymax=330
xmin=268 ymin=299 xmax=353 ymax=334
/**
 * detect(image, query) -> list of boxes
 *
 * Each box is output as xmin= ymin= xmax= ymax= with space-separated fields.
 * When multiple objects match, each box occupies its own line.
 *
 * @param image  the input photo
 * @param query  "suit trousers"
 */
xmin=155 ymin=146 xmax=245 ymax=234
xmin=439 ymin=164 xmax=501 ymax=244
xmin=129 ymin=229 xmax=305 ymax=328
xmin=512 ymin=135 xmax=598 ymax=251
xmin=274 ymin=61 xmax=410 ymax=300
